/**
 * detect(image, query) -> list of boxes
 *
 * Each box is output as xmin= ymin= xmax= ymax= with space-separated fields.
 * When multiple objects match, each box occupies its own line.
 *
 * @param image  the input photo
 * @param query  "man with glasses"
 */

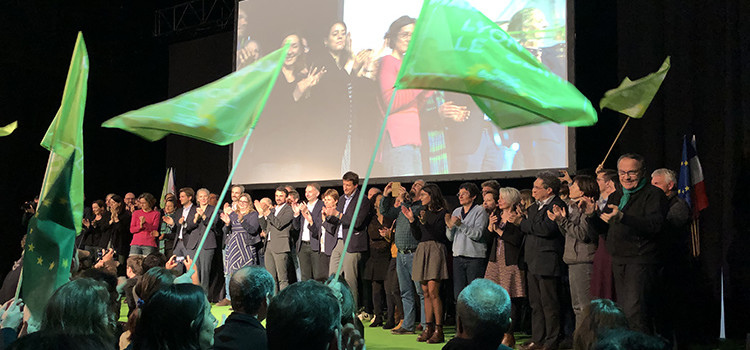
xmin=597 ymin=153 xmax=667 ymax=334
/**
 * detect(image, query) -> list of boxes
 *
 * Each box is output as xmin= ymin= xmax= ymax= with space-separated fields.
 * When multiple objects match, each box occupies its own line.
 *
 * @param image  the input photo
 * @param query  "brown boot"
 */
xmin=417 ymin=323 xmax=435 ymax=342
xmin=427 ymin=324 xmax=444 ymax=343
xmin=502 ymin=333 xmax=515 ymax=348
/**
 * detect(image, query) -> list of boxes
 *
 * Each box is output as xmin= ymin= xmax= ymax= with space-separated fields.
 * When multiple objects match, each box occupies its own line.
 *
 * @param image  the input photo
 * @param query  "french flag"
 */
xmin=677 ymin=135 xmax=709 ymax=217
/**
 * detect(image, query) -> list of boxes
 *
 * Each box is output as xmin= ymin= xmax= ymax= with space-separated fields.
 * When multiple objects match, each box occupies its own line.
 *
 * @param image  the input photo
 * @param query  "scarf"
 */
xmin=619 ymin=178 xmax=647 ymax=210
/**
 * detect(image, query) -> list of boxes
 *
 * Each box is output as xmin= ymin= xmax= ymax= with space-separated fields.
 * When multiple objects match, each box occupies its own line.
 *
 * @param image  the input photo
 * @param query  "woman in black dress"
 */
xmin=363 ymin=193 xmax=392 ymax=327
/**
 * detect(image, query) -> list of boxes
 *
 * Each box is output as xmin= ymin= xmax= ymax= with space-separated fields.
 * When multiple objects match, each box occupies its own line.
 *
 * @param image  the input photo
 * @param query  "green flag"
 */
xmin=0 ymin=121 xmax=17 ymax=136
xmin=395 ymin=0 xmax=597 ymax=129
xmin=600 ymin=56 xmax=670 ymax=118
xmin=23 ymin=32 xmax=88 ymax=318
xmin=102 ymin=44 xmax=289 ymax=145
xmin=159 ymin=167 xmax=175 ymax=208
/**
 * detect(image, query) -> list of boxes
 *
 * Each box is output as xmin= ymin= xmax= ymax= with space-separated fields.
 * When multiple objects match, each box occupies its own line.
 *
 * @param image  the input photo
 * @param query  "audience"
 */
xmin=5 ymin=158 xmax=687 ymax=350
xmin=132 ymin=284 xmax=216 ymax=350
xmin=443 ymin=278 xmax=512 ymax=350
xmin=213 ymin=266 xmax=275 ymax=350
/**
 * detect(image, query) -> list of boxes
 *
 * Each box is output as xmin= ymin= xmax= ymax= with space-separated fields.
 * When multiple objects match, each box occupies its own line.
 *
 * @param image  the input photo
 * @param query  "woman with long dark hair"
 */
xmin=80 ymin=199 xmax=111 ymax=256
xmin=132 ymin=284 xmax=216 ymax=350
xmin=129 ymin=193 xmax=160 ymax=257
xmin=402 ymin=183 xmax=449 ymax=343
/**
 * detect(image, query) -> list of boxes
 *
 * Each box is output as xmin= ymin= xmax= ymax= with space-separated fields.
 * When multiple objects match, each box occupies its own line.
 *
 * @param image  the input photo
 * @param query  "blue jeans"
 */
xmin=384 ymin=134 xmax=423 ymax=176
xmin=452 ymin=256 xmax=488 ymax=301
xmin=396 ymin=252 xmax=425 ymax=331
xmin=129 ymin=245 xmax=156 ymax=256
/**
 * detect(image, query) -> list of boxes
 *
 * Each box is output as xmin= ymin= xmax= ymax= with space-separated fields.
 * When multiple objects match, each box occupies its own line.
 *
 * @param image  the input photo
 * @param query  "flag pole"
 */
xmin=185 ymin=43 xmax=289 ymax=276
xmin=600 ymin=116 xmax=631 ymax=169
xmin=187 ymin=127 xmax=254 ymax=274
xmin=332 ymin=90 xmax=398 ymax=282
xmin=13 ymin=269 xmax=23 ymax=300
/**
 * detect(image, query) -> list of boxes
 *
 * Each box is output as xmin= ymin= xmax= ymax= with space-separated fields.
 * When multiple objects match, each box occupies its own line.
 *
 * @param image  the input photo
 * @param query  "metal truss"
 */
xmin=154 ymin=0 xmax=235 ymax=38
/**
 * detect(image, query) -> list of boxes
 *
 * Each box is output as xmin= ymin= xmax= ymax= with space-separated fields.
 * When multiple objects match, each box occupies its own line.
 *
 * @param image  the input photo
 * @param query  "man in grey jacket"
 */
xmin=258 ymin=186 xmax=295 ymax=291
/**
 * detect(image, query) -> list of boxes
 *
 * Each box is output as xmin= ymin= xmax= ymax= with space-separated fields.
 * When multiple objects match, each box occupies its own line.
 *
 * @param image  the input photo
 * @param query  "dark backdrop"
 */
xmin=1 ymin=0 xmax=747 ymax=342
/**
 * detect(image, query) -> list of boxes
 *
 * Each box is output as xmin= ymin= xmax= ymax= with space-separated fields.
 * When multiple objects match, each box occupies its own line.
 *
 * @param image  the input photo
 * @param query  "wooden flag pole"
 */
xmin=599 ymin=117 xmax=631 ymax=169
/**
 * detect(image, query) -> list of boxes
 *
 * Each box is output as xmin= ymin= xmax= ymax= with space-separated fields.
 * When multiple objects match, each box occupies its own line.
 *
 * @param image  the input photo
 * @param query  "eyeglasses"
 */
xmin=398 ymin=32 xmax=412 ymax=39
xmin=618 ymin=170 xmax=639 ymax=177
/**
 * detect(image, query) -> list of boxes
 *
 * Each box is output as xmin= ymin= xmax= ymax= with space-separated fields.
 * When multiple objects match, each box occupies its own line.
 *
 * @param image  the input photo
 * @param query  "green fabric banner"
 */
xmin=0 ymin=121 xmax=17 ymax=136
xmin=600 ymin=56 xmax=671 ymax=118
xmin=102 ymin=44 xmax=289 ymax=145
xmin=23 ymin=32 xmax=88 ymax=318
xmin=395 ymin=0 xmax=597 ymax=129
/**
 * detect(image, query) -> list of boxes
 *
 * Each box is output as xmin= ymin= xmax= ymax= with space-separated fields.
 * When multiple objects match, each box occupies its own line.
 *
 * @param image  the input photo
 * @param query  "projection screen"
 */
xmin=233 ymin=0 xmax=571 ymax=185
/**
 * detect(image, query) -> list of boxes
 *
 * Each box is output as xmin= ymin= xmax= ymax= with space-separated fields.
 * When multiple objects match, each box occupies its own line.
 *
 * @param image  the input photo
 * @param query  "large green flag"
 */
xmin=0 ymin=121 xmax=17 ymax=136
xmin=395 ymin=0 xmax=597 ymax=129
xmin=600 ymin=56 xmax=670 ymax=118
xmin=23 ymin=32 xmax=88 ymax=318
xmin=102 ymin=44 xmax=289 ymax=145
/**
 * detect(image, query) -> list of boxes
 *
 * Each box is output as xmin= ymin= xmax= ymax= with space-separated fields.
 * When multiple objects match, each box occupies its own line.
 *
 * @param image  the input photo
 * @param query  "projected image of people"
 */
xmin=234 ymin=0 xmax=569 ymax=185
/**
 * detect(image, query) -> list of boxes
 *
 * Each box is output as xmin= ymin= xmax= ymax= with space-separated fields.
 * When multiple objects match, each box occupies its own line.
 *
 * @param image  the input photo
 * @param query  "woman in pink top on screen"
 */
xmin=129 ymin=192 xmax=161 ymax=257
xmin=378 ymin=15 xmax=433 ymax=176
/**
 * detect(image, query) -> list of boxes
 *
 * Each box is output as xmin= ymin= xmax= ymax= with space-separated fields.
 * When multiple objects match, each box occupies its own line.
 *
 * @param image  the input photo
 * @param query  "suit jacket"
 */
xmin=322 ymin=214 xmax=340 ymax=256
xmin=259 ymin=204 xmax=294 ymax=253
xmin=293 ymin=200 xmax=325 ymax=252
xmin=519 ymin=195 xmax=567 ymax=276
xmin=213 ymin=312 xmax=267 ymax=350
xmin=187 ymin=205 xmax=220 ymax=250
xmin=168 ymin=204 xmax=198 ymax=249
xmin=328 ymin=188 xmax=371 ymax=253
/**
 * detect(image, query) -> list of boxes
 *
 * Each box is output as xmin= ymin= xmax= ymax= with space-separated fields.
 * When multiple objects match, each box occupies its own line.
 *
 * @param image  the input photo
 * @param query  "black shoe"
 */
xmin=369 ymin=316 xmax=384 ymax=328
xmin=382 ymin=320 xmax=396 ymax=330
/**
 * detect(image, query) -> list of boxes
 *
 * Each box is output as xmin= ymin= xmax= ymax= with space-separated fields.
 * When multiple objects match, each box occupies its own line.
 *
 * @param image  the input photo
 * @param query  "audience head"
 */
xmin=498 ymin=187 xmax=522 ymax=210
xmin=126 ymin=255 xmax=144 ymax=279
xmin=229 ymin=266 xmax=275 ymax=320
xmin=179 ymin=187 xmax=195 ymax=206
xmin=124 ymin=192 xmax=136 ymax=206
xmin=163 ymin=198 xmax=177 ymax=214
xmin=534 ymin=171 xmax=562 ymax=200
xmin=458 ymin=182 xmax=481 ymax=207
xmin=230 ymin=185 xmax=245 ymax=203
xmin=617 ymin=153 xmax=646 ymax=190
xmin=573 ymin=299 xmax=629 ymax=350
xmin=133 ymin=283 xmax=216 ymax=350
xmin=74 ymin=268 xmax=120 ymax=319
xmin=650 ymin=168 xmax=677 ymax=195
xmin=483 ymin=190 xmax=499 ymax=213
xmin=137 ymin=193 xmax=156 ymax=211
xmin=324 ymin=21 xmax=348 ymax=53
xmin=323 ymin=189 xmax=340 ymax=208
xmin=367 ymin=187 xmax=382 ymax=201
xmin=420 ymin=183 xmax=447 ymax=212
xmin=385 ymin=15 xmax=416 ymax=54
xmin=141 ymin=252 xmax=168 ymax=273
xmin=196 ymin=188 xmax=210 ymax=206
xmin=306 ymin=183 xmax=322 ymax=202
xmin=238 ymin=193 xmax=254 ymax=214
xmin=342 ymin=171 xmax=359 ymax=196
xmin=571 ymin=174 xmax=601 ymax=201
xmin=42 ymin=278 xmax=117 ymax=344
xmin=133 ymin=267 xmax=177 ymax=306
xmin=559 ymin=182 xmax=570 ymax=200
xmin=164 ymin=192 xmax=176 ymax=203
xmin=267 ymin=280 xmax=341 ymax=350
xmin=326 ymin=275 xmax=356 ymax=326
xmin=481 ymin=180 xmax=501 ymax=196
xmin=410 ymin=179 xmax=425 ymax=198
xmin=274 ymin=186 xmax=288 ymax=206
xmin=91 ymin=200 xmax=105 ymax=216
xmin=287 ymin=189 xmax=300 ymax=204
xmin=595 ymin=328 xmax=669 ymax=350
xmin=208 ymin=193 xmax=218 ymax=206
xmin=596 ymin=168 xmax=621 ymax=196
xmin=455 ymin=279 xmax=511 ymax=348
xmin=110 ymin=194 xmax=124 ymax=214
xmin=519 ymin=189 xmax=533 ymax=210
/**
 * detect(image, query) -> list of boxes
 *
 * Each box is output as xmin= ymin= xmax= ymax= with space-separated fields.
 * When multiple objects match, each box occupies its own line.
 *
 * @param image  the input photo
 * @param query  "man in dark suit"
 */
xmin=166 ymin=187 xmax=199 ymax=273
xmin=258 ymin=186 xmax=294 ymax=291
xmin=187 ymin=188 xmax=221 ymax=292
xmin=292 ymin=183 xmax=326 ymax=281
xmin=519 ymin=172 xmax=567 ymax=350
xmin=326 ymin=171 xmax=371 ymax=308
xmin=213 ymin=265 xmax=275 ymax=350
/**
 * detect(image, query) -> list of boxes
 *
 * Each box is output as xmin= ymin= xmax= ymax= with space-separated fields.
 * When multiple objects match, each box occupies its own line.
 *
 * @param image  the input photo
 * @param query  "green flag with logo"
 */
xmin=395 ymin=0 xmax=597 ymax=129
xmin=599 ymin=56 xmax=670 ymax=119
xmin=23 ymin=32 xmax=88 ymax=318
xmin=102 ymin=44 xmax=289 ymax=145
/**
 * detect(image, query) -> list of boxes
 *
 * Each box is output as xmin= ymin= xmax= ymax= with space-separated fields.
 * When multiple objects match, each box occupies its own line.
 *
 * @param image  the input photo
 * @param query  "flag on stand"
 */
xmin=160 ymin=167 xmax=175 ymax=208
xmin=0 ymin=121 xmax=17 ymax=136
xmin=677 ymin=134 xmax=708 ymax=256
xmin=23 ymin=32 xmax=88 ymax=319
xmin=102 ymin=43 xmax=289 ymax=145
xmin=600 ymin=57 xmax=671 ymax=119
xmin=394 ymin=0 xmax=597 ymax=129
